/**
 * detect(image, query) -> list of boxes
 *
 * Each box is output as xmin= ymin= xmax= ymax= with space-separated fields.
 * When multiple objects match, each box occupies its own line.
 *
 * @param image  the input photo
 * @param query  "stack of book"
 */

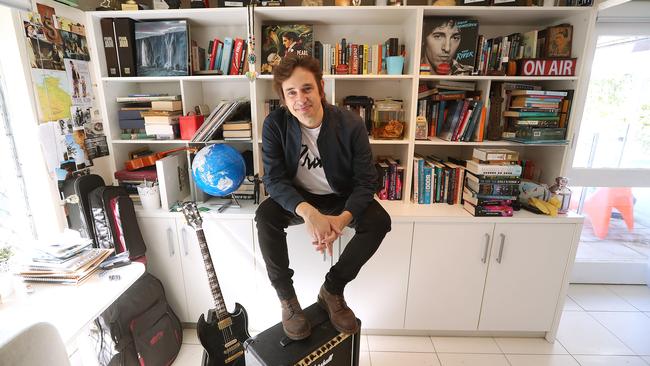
xmin=502 ymin=89 xmax=571 ymax=144
xmin=412 ymin=154 xmax=466 ymax=205
xmin=18 ymin=240 xmax=113 ymax=285
xmin=222 ymin=120 xmax=252 ymax=141
xmin=114 ymin=167 xmax=158 ymax=203
xmin=462 ymin=148 xmax=522 ymax=217
xmin=116 ymin=94 xmax=182 ymax=140
xmin=142 ymin=100 xmax=183 ymax=140
xmin=375 ymin=156 xmax=404 ymax=201
xmin=191 ymin=100 xmax=250 ymax=142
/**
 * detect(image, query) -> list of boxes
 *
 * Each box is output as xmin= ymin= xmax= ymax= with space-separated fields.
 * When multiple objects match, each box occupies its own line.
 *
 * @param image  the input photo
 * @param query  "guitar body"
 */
xmin=198 ymin=303 xmax=250 ymax=366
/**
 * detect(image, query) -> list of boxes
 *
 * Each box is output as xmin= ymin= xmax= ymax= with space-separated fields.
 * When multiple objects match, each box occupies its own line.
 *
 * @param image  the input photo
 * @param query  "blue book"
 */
xmin=436 ymin=100 xmax=447 ymax=136
xmin=423 ymin=164 xmax=432 ymax=205
xmin=417 ymin=158 xmax=425 ymax=204
xmin=220 ymin=37 xmax=233 ymax=74
xmin=462 ymin=100 xmax=483 ymax=141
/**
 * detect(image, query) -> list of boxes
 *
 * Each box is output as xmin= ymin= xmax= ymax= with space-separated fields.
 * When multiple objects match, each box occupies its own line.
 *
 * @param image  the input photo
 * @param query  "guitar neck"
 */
xmin=194 ymin=228 xmax=229 ymax=318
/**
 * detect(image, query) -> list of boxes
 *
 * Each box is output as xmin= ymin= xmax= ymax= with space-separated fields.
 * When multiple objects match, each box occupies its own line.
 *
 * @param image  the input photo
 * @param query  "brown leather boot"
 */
xmin=317 ymin=285 xmax=359 ymax=334
xmin=280 ymin=297 xmax=311 ymax=340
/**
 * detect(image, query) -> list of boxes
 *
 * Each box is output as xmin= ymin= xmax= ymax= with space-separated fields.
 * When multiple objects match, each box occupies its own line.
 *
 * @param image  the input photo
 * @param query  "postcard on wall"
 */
xmin=61 ymin=30 xmax=90 ymax=61
xmin=64 ymin=59 xmax=92 ymax=104
xmin=135 ymin=20 xmax=189 ymax=77
xmin=261 ymin=24 xmax=313 ymax=75
xmin=70 ymin=105 xmax=92 ymax=129
xmin=31 ymin=69 xmax=72 ymax=122
xmin=421 ymin=17 xmax=478 ymax=76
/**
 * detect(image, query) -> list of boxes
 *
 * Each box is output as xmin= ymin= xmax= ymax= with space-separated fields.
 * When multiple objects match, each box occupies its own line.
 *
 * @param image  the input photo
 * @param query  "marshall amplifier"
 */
xmin=245 ymin=303 xmax=361 ymax=366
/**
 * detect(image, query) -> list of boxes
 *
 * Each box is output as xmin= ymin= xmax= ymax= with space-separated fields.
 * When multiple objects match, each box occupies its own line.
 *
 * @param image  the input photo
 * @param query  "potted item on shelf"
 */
xmin=372 ymin=98 xmax=404 ymax=140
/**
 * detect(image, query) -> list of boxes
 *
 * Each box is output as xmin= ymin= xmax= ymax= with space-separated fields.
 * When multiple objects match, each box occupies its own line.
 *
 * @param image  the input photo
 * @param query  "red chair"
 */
xmin=582 ymin=187 xmax=634 ymax=239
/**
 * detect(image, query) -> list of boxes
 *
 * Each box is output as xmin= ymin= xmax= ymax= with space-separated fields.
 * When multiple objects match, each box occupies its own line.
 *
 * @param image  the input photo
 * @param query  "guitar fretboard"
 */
xmin=195 ymin=228 xmax=228 ymax=319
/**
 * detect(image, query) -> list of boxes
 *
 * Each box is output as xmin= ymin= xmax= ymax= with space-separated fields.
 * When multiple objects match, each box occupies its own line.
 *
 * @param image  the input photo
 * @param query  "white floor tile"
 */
xmin=431 ymin=336 xmax=501 ymax=354
xmin=556 ymin=312 xmax=634 ymax=355
xmin=564 ymin=297 xmax=583 ymax=311
xmin=437 ymin=353 xmax=509 ymax=366
xmin=360 ymin=335 xmax=369 ymax=352
xmin=568 ymin=284 xmax=637 ymax=312
xmin=367 ymin=335 xmax=435 ymax=353
xmin=606 ymin=285 xmax=650 ymax=312
xmin=182 ymin=328 xmax=200 ymax=345
xmin=369 ymin=351 xmax=440 ymax=366
xmin=505 ymin=354 xmax=579 ymax=366
xmin=495 ymin=337 xmax=568 ymax=355
xmin=172 ymin=344 xmax=204 ymax=366
xmin=359 ymin=351 xmax=371 ymax=366
xmin=573 ymin=355 xmax=649 ymax=366
xmin=590 ymin=311 xmax=650 ymax=355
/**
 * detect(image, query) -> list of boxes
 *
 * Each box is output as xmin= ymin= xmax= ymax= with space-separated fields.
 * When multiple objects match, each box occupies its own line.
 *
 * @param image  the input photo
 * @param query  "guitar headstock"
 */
xmin=181 ymin=201 xmax=203 ymax=230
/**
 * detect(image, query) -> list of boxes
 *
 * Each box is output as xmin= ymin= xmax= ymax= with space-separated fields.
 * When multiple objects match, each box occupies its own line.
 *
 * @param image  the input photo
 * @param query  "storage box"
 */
xmin=179 ymin=114 xmax=204 ymax=140
xmin=244 ymin=303 xmax=361 ymax=366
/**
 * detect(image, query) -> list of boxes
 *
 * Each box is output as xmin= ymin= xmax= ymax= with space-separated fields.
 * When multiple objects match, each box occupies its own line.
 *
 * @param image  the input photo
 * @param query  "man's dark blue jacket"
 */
xmin=261 ymin=103 xmax=377 ymax=220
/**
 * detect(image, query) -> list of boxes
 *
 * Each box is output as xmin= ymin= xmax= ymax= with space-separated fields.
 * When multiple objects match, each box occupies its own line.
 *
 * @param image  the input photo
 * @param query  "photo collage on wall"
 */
xmin=24 ymin=3 xmax=109 ymax=183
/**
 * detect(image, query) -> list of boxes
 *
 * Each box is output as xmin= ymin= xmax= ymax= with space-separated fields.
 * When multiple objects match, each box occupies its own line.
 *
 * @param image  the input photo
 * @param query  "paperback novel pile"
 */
xmin=502 ymin=88 xmax=572 ymax=143
xmin=116 ymin=94 xmax=182 ymax=140
xmin=462 ymin=148 xmax=522 ymax=217
xmin=142 ymin=100 xmax=183 ymax=140
xmin=222 ymin=120 xmax=252 ymax=141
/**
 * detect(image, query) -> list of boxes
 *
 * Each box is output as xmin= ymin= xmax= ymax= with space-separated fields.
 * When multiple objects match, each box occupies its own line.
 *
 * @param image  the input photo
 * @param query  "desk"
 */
xmin=0 ymin=262 xmax=145 ymax=354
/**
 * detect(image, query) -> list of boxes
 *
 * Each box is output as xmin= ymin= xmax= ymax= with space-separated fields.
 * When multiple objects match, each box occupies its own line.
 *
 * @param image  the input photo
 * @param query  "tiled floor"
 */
xmin=173 ymin=284 xmax=650 ymax=366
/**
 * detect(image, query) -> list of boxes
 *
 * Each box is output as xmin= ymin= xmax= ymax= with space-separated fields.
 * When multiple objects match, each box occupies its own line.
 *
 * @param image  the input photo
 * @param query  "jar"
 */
xmin=371 ymin=98 xmax=405 ymax=139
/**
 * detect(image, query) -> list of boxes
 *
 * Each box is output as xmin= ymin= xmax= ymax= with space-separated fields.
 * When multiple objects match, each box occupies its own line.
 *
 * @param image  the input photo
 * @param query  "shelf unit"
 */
xmin=86 ymin=5 xmax=597 ymax=215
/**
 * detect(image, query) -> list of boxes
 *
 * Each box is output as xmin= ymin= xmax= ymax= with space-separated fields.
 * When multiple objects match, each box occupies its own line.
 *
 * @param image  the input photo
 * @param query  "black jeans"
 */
xmin=255 ymin=191 xmax=391 ymax=300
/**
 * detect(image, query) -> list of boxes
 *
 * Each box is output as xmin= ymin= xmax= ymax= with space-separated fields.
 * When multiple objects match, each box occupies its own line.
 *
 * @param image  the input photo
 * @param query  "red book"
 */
xmin=229 ymin=38 xmax=244 ymax=75
xmin=209 ymin=38 xmax=221 ymax=71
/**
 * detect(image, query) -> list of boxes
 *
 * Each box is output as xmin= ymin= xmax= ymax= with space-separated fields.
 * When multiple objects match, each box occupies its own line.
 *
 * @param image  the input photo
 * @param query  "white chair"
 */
xmin=0 ymin=322 xmax=70 ymax=366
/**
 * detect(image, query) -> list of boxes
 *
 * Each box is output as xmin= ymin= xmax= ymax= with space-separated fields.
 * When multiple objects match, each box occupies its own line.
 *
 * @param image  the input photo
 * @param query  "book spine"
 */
xmin=220 ymin=37 xmax=233 ymax=74
xmin=423 ymin=166 xmax=432 ymax=204
xmin=230 ymin=38 xmax=244 ymax=75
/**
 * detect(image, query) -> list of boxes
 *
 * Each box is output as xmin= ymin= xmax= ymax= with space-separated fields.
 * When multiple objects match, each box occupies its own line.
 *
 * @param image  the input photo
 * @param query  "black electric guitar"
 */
xmin=181 ymin=201 xmax=250 ymax=366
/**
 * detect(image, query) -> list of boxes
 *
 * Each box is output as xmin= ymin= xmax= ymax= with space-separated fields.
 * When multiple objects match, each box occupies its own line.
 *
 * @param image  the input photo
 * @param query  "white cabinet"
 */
xmin=478 ymin=223 xmax=576 ymax=332
xmin=342 ymin=222 xmax=413 ymax=330
xmin=405 ymin=222 xmax=494 ymax=331
xmin=137 ymin=216 xmax=188 ymax=321
xmin=176 ymin=218 xmax=255 ymax=324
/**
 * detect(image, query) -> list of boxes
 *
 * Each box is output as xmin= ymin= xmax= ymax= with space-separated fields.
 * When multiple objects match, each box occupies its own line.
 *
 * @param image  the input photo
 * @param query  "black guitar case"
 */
xmin=244 ymin=303 xmax=361 ymax=366
xmin=63 ymin=174 xmax=105 ymax=242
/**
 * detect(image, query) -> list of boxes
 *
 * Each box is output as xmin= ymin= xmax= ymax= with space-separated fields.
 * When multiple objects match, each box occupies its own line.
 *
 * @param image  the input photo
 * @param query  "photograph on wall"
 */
xmin=31 ymin=69 xmax=72 ymax=122
xmin=84 ymin=135 xmax=109 ymax=159
xmin=60 ymin=30 xmax=90 ymax=61
xmin=58 ymin=117 xmax=73 ymax=135
xmin=64 ymin=59 xmax=92 ymax=103
xmin=421 ymin=17 xmax=478 ymax=75
xmin=135 ymin=20 xmax=189 ymax=77
xmin=36 ymin=4 xmax=63 ymax=46
xmin=65 ymin=129 xmax=92 ymax=170
xmin=55 ymin=16 xmax=84 ymax=36
xmin=261 ymin=24 xmax=313 ymax=75
xmin=70 ymin=105 xmax=92 ymax=128
xmin=26 ymin=38 xmax=65 ymax=70
xmin=24 ymin=21 xmax=47 ymax=42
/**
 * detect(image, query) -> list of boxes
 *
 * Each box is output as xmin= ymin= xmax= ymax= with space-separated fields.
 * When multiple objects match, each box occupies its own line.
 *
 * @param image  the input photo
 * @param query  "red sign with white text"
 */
xmin=518 ymin=58 xmax=577 ymax=76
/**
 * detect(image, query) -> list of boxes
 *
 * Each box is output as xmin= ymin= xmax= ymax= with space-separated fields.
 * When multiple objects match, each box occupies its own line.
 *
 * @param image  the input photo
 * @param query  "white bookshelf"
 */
xmin=86 ymin=5 xmax=597 ymax=215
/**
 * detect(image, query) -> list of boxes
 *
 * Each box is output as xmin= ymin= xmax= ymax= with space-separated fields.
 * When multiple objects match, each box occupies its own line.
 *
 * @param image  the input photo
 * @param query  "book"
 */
xmin=421 ymin=17 xmax=479 ymax=76
xmin=135 ymin=20 xmax=189 ymax=77
xmin=143 ymin=115 xmax=180 ymax=124
xmin=151 ymin=100 xmax=183 ymax=111
xmin=261 ymin=24 xmax=314 ymax=75
xmin=465 ymin=171 xmax=520 ymax=184
xmin=222 ymin=121 xmax=252 ymax=131
xmin=222 ymin=129 xmax=251 ymax=138
xmin=472 ymin=148 xmax=519 ymax=162
xmin=465 ymin=160 xmax=522 ymax=176
xmin=463 ymin=201 xmax=513 ymax=217
xmin=116 ymin=95 xmax=181 ymax=103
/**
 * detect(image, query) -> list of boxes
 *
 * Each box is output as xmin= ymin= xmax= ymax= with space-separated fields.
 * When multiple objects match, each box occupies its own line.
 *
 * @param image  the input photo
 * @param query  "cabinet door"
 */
xmin=478 ymin=223 xmax=576 ymax=332
xmin=251 ymin=225 xmax=332 ymax=331
xmin=137 ymin=217 xmax=188 ymax=321
xmin=405 ymin=222 xmax=494 ymax=331
xmin=340 ymin=222 xmax=413 ymax=330
xmin=177 ymin=218 xmax=255 ymax=324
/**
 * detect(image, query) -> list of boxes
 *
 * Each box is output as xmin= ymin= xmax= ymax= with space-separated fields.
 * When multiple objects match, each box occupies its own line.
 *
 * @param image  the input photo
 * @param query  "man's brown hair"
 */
xmin=272 ymin=54 xmax=326 ymax=104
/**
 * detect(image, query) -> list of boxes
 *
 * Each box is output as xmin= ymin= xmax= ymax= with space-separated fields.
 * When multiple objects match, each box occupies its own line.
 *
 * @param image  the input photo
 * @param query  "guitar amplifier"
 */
xmin=245 ymin=303 xmax=361 ymax=366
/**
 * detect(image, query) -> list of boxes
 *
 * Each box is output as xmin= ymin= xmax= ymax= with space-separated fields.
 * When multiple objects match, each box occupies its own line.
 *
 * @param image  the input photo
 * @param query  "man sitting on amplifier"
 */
xmin=256 ymin=54 xmax=392 ymax=340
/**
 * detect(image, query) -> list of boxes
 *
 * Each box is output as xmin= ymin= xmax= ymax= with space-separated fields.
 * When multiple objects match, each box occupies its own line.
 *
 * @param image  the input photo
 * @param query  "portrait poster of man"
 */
xmin=261 ymin=24 xmax=313 ymax=74
xmin=65 ymin=59 xmax=93 ymax=104
xmin=421 ymin=17 xmax=479 ymax=76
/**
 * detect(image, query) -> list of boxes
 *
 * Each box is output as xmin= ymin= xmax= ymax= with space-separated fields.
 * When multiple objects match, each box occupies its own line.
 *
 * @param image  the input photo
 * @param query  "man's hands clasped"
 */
xmin=296 ymin=202 xmax=353 ymax=256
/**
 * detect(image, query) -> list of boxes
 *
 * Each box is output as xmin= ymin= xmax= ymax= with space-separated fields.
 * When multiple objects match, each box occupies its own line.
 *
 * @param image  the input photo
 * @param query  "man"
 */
xmin=280 ymin=31 xmax=302 ymax=57
xmin=422 ymin=18 xmax=472 ymax=75
xmin=256 ymin=55 xmax=391 ymax=340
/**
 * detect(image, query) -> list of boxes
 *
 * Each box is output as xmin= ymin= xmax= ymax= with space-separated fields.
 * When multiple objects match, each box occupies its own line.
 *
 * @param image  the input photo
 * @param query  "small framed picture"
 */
xmin=545 ymin=24 xmax=573 ymax=58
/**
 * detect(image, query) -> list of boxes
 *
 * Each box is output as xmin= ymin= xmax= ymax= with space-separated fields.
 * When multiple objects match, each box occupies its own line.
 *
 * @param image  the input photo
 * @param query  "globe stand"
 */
xmin=215 ymin=194 xmax=241 ymax=213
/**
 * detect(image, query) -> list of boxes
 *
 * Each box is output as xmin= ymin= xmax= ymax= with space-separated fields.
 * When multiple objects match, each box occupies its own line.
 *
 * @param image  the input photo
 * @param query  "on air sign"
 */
xmin=518 ymin=58 xmax=577 ymax=76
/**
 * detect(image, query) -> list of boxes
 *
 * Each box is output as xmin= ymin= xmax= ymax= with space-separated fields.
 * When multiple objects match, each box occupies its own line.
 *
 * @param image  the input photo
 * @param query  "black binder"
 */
xmin=114 ymin=18 xmax=137 ymax=77
xmin=244 ymin=303 xmax=361 ymax=366
xmin=100 ymin=18 xmax=120 ymax=77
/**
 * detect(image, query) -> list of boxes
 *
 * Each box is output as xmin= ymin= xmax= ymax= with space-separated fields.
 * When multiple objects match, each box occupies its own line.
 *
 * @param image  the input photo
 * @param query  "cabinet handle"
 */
xmin=481 ymin=233 xmax=490 ymax=264
xmin=182 ymin=227 xmax=189 ymax=256
xmin=496 ymin=233 xmax=506 ymax=263
xmin=166 ymin=227 xmax=175 ymax=257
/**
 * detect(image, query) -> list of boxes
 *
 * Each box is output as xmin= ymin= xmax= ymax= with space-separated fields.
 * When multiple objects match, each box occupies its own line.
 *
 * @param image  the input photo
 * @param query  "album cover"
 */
xmin=261 ymin=24 xmax=313 ymax=75
xmin=135 ymin=20 xmax=189 ymax=77
xmin=421 ymin=17 xmax=479 ymax=76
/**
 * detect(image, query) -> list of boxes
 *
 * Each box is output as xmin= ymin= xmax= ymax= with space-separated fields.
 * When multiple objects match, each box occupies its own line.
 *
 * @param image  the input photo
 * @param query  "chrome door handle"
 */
xmin=182 ymin=227 xmax=189 ymax=256
xmin=166 ymin=227 xmax=175 ymax=257
xmin=481 ymin=233 xmax=490 ymax=263
xmin=496 ymin=233 xmax=506 ymax=263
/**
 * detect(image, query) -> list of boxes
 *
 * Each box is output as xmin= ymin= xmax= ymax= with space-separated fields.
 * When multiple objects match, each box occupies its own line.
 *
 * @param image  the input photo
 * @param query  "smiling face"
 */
xmin=424 ymin=21 xmax=461 ymax=74
xmin=281 ymin=66 xmax=325 ymax=128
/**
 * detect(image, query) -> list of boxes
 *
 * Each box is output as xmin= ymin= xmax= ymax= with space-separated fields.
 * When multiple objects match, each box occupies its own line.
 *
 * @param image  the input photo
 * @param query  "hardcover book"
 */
xmin=135 ymin=20 xmax=189 ymax=77
xmin=261 ymin=24 xmax=313 ymax=75
xmin=421 ymin=17 xmax=478 ymax=76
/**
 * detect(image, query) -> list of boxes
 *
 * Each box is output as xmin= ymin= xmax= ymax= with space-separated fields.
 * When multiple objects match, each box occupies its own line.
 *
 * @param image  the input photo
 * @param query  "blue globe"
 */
xmin=192 ymin=144 xmax=246 ymax=196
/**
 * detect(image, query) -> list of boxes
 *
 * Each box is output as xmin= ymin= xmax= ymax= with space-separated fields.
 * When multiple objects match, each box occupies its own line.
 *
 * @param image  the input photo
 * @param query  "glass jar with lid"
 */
xmin=371 ymin=98 xmax=405 ymax=140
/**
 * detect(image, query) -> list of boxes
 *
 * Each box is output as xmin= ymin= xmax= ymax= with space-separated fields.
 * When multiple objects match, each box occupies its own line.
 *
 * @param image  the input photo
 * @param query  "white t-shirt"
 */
xmin=293 ymin=124 xmax=334 ymax=195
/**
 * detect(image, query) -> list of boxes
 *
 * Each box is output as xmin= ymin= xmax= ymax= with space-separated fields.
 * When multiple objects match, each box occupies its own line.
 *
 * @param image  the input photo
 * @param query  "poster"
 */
xmin=31 ymin=69 xmax=72 ymax=122
xmin=64 ymin=59 xmax=92 ymax=104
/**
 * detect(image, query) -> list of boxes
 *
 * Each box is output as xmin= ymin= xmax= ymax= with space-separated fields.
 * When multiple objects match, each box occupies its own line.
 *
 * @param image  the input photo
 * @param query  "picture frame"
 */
xmin=135 ymin=20 xmax=189 ymax=77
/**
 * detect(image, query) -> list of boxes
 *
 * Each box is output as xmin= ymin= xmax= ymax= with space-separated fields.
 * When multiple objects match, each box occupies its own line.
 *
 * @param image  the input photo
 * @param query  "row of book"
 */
xmin=376 ymin=156 xmax=404 ymax=201
xmin=263 ymin=99 xmax=282 ymax=117
xmin=412 ymin=154 xmax=466 ymax=205
xmin=313 ymin=38 xmax=404 ymax=76
xmin=191 ymin=37 xmax=250 ymax=76
xmin=117 ymin=95 xmax=183 ymax=140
